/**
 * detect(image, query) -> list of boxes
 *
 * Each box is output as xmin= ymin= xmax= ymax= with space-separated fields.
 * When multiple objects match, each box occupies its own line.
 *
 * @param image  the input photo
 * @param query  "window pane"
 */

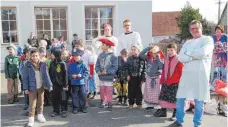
xmin=85 ymin=30 xmax=91 ymax=40
xmin=85 ymin=19 xmax=91 ymax=29
xmin=100 ymin=8 xmax=112 ymax=18
xmin=36 ymin=20 xmax=43 ymax=31
xmin=10 ymin=21 xmax=17 ymax=31
xmin=107 ymin=8 xmax=112 ymax=18
xmin=60 ymin=8 xmax=66 ymax=19
xmin=100 ymin=19 xmax=113 ymax=29
xmin=43 ymin=8 xmax=50 ymax=19
xmin=3 ymin=32 xmax=10 ymax=43
xmin=9 ymin=8 xmax=16 ymax=20
xmin=60 ymin=20 xmax=67 ymax=30
xmin=1 ymin=9 xmax=9 ymax=20
xmin=85 ymin=7 xmax=91 ymax=18
xmin=37 ymin=31 xmax=44 ymax=40
xmin=86 ymin=40 xmax=92 ymax=45
xmin=11 ymin=31 xmax=18 ymax=43
xmin=101 ymin=29 xmax=104 ymax=35
xmin=44 ymin=20 xmax=51 ymax=30
xmin=53 ymin=31 xmax=61 ymax=39
xmin=92 ymin=30 xmax=98 ymax=39
xmin=43 ymin=31 xmax=51 ymax=40
xmin=53 ymin=20 xmax=60 ymax=30
xmin=91 ymin=8 xmax=98 ymax=18
xmin=2 ymin=21 xmax=9 ymax=31
xmin=92 ymin=19 xmax=98 ymax=29
xmin=35 ymin=8 xmax=43 ymax=19
xmin=52 ymin=9 xmax=59 ymax=19
xmin=60 ymin=31 xmax=67 ymax=41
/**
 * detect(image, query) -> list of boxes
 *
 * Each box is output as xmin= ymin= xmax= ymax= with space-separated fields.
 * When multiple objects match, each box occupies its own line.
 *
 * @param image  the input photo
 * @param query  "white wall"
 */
xmin=0 ymin=1 xmax=152 ymax=70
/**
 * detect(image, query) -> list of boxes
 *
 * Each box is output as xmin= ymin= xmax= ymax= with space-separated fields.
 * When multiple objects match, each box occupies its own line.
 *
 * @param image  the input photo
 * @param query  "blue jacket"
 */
xmin=95 ymin=52 xmax=118 ymax=81
xmin=68 ymin=60 xmax=89 ymax=86
xmin=23 ymin=61 xmax=53 ymax=92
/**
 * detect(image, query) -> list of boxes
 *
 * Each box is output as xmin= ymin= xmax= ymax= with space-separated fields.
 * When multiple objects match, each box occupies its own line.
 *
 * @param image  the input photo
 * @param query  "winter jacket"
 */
xmin=4 ymin=55 xmax=19 ymax=79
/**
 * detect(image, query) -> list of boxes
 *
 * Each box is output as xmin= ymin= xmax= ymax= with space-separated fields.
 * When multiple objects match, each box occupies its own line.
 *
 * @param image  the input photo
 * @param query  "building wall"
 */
xmin=0 ymin=1 xmax=152 ymax=70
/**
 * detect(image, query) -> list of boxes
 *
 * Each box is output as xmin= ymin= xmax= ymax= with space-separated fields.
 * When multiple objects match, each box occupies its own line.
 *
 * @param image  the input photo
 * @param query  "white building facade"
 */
xmin=0 ymin=0 xmax=152 ymax=70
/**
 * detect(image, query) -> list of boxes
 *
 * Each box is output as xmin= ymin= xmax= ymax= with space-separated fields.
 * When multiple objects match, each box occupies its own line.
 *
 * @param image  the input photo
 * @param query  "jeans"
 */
xmin=72 ymin=85 xmax=86 ymax=110
xmin=89 ymin=76 xmax=96 ymax=93
xmin=176 ymin=98 xmax=204 ymax=127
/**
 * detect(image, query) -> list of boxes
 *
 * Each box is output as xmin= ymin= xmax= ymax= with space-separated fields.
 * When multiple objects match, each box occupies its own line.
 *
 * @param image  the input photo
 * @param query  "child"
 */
xmin=5 ymin=44 xmax=19 ymax=104
xmin=17 ymin=46 xmax=24 ymax=95
xmin=68 ymin=49 xmax=89 ymax=114
xmin=126 ymin=44 xmax=146 ymax=109
xmin=23 ymin=48 xmax=53 ymax=127
xmin=114 ymin=49 xmax=129 ymax=105
xmin=86 ymin=46 xmax=98 ymax=99
xmin=49 ymin=47 xmax=68 ymax=118
xmin=95 ymin=38 xmax=118 ymax=111
xmin=139 ymin=45 xmax=164 ymax=110
xmin=19 ymin=46 xmax=30 ymax=110
xmin=154 ymin=43 xmax=183 ymax=121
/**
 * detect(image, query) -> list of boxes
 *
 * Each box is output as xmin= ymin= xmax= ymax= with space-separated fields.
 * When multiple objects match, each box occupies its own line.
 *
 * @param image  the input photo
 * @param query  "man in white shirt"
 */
xmin=117 ymin=19 xmax=143 ymax=56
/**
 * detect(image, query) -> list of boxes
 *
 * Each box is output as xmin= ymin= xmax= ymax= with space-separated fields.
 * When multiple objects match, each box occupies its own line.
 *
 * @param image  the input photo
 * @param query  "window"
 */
xmin=1 ymin=7 xmax=18 ymax=44
xmin=85 ymin=7 xmax=113 ymax=44
xmin=34 ymin=7 xmax=67 ymax=41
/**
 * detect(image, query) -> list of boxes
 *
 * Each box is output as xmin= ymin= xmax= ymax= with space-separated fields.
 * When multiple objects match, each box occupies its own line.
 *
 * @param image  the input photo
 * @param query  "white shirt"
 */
xmin=35 ymin=70 xmax=42 ymax=89
xmin=117 ymin=31 xmax=143 ymax=56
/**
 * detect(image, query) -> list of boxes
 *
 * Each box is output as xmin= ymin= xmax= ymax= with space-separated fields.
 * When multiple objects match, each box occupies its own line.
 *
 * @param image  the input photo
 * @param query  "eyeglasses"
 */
xmin=190 ymin=27 xmax=200 ymax=31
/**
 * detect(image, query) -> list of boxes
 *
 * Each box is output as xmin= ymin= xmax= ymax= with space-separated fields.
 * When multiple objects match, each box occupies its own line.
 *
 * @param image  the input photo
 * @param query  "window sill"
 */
xmin=0 ymin=43 xmax=19 ymax=47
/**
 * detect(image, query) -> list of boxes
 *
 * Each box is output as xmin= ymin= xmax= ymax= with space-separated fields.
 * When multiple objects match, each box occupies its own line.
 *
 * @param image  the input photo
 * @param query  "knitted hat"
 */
xmin=215 ymin=25 xmax=224 ymax=33
xmin=72 ymin=49 xmax=84 ymax=56
xmin=6 ymin=44 xmax=16 ymax=51
xmin=98 ymin=38 xmax=115 ymax=47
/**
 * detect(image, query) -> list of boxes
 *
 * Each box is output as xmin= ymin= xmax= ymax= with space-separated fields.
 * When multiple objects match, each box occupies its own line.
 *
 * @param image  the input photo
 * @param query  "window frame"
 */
xmin=34 ymin=7 xmax=68 ymax=42
xmin=1 ymin=6 xmax=19 ymax=45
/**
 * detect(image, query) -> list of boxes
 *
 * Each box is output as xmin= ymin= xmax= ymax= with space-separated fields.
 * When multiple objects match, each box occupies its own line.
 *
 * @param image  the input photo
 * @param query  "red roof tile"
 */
xmin=152 ymin=11 xmax=180 ymax=36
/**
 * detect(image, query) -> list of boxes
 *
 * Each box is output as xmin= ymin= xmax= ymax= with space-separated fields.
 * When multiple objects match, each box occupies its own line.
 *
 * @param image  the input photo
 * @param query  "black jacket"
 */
xmin=125 ymin=55 xmax=146 ymax=82
xmin=49 ymin=59 xmax=68 ymax=88
xmin=116 ymin=56 xmax=128 ymax=82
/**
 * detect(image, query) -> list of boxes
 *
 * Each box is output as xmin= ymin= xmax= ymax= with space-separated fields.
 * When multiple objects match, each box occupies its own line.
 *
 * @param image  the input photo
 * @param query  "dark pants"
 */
xmin=52 ymin=87 xmax=68 ymax=113
xmin=44 ymin=90 xmax=52 ymax=105
xmin=128 ymin=77 xmax=142 ymax=106
xmin=19 ymin=74 xmax=23 ymax=92
xmin=72 ymin=85 xmax=86 ymax=110
xmin=67 ymin=79 xmax=72 ymax=102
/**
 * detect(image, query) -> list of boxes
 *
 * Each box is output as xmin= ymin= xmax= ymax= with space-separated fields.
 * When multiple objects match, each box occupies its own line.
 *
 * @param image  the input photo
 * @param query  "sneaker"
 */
xmin=61 ymin=111 xmax=67 ymax=118
xmin=145 ymin=107 xmax=154 ymax=111
xmin=154 ymin=108 xmax=167 ymax=117
xmin=27 ymin=117 xmax=34 ymax=127
xmin=82 ymin=108 xmax=88 ymax=113
xmin=107 ymin=103 xmax=112 ymax=111
xmin=168 ymin=117 xmax=176 ymax=121
xmin=51 ymin=112 xmax=59 ymax=117
xmin=100 ymin=100 xmax=105 ymax=108
xmin=73 ymin=109 xmax=79 ymax=114
xmin=8 ymin=99 xmax=14 ymax=104
xmin=37 ymin=114 xmax=46 ymax=123
xmin=168 ymin=121 xmax=183 ymax=127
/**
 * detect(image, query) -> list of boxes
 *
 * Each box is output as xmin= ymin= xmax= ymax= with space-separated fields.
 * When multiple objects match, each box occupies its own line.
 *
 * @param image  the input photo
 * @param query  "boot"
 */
xmin=27 ymin=117 xmax=34 ymax=127
xmin=169 ymin=109 xmax=176 ymax=121
xmin=87 ymin=93 xmax=91 ymax=98
xmin=14 ymin=96 xmax=19 ymax=102
xmin=107 ymin=103 xmax=112 ymax=111
xmin=37 ymin=114 xmax=46 ymax=123
xmin=90 ymin=92 xmax=96 ymax=99
xmin=8 ymin=99 xmax=14 ymax=104
xmin=168 ymin=121 xmax=183 ymax=127
xmin=154 ymin=108 xmax=167 ymax=117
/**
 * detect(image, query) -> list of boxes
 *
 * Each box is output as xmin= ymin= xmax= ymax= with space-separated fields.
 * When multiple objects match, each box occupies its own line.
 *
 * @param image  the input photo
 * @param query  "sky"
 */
xmin=152 ymin=0 xmax=227 ymax=23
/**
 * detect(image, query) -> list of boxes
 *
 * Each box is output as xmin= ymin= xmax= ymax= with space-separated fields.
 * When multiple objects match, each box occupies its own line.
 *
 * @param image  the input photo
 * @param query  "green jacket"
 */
xmin=5 ymin=55 xmax=19 ymax=79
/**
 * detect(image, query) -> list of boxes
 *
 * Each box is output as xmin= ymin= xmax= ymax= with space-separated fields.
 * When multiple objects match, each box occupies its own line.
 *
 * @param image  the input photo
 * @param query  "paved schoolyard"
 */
xmin=1 ymin=73 xmax=227 ymax=127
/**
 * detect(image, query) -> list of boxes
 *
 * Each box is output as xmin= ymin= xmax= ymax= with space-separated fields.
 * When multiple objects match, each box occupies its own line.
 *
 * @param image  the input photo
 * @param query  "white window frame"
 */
xmin=0 ymin=6 xmax=20 ymax=45
xmin=34 ymin=7 xmax=68 ymax=41
xmin=82 ymin=3 xmax=118 ymax=45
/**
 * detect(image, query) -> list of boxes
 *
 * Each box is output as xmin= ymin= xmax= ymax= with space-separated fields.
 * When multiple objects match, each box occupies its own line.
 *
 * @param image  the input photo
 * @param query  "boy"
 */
xmin=95 ymin=38 xmax=118 ymax=111
xmin=68 ymin=49 xmax=89 ymax=114
xmin=5 ymin=44 xmax=19 ymax=104
xmin=126 ymin=44 xmax=146 ymax=109
xmin=114 ymin=49 xmax=129 ymax=105
xmin=49 ymin=47 xmax=68 ymax=118
xmin=154 ymin=43 xmax=183 ymax=121
xmin=23 ymin=48 xmax=53 ymax=127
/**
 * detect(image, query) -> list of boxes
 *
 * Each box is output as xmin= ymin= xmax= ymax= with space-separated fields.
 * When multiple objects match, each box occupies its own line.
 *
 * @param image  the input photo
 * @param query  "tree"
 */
xmin=176 ymin=1 xmax=215 ymax=42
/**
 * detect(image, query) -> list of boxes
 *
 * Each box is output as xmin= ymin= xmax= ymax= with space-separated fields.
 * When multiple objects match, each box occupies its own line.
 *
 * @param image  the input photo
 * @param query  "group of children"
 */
xmin=5 ymin=33 xmax=185 ymax=127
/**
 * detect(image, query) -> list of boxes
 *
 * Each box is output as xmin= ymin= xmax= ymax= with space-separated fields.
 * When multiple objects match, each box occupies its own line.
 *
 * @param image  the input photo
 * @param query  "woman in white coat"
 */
xmin=169 ymin=20 xmax=214 ymax=127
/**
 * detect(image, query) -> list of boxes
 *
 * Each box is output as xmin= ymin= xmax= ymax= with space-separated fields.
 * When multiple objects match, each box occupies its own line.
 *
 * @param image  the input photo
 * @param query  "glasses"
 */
xmin=190 ymin=27 xmax=200 ymax=31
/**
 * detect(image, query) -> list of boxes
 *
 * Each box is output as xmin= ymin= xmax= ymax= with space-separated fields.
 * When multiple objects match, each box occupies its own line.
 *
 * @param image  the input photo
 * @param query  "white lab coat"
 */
xmin=176 ymin=36 xmax=214 ymax=102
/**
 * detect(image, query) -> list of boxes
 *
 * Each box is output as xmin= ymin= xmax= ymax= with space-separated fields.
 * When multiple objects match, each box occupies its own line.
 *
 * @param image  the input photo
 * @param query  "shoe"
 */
xmin=27 ymin=117 xmax=34 ymax=127
xmin=73 ymin=109 xmax=79 ymax=114
xmin=145 ymin=107 xmax=154 ymax=111
xmin=61 ymin=111 xmax=67 ymax=118
xmin=100 ymin=100 xmax=105 ymax=108
xmin=154 ymin=109 xmax=161 ymax=115
xmin=168 ymin=121 xmax=183 ymax=127
xmin=154 ymin=108 xmax=167 ymax=117
xmin=82 ymin=108 xmax=88 ymax=113
xmin=107 ymin=103 xmax=112 ymax=111
xmin=14 ymin=97 xmax=19 ymax=102
xmin=23 ymin=104 xmax=29 ymax=110
xmin=51 ymin=112 xmax=59 ymax=117
xmin=37 ymin=114 xmax=46 ymax=123
xmin=169 ymin=117 xmax=176 ymax=121
xmin=87 ymin=93 xmax=91 ymax=98
xmin=90 ymin=92 xmax=96 ymax=99
xmin=8 ymin=99 xmax=14 ymax=104
xmin=129 ymin=105 xmax=133 ymax=109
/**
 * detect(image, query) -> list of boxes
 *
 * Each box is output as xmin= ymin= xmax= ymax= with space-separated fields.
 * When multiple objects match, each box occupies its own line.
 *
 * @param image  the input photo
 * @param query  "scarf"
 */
xmin=164 ymin=55 xmax=178 ymax=81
